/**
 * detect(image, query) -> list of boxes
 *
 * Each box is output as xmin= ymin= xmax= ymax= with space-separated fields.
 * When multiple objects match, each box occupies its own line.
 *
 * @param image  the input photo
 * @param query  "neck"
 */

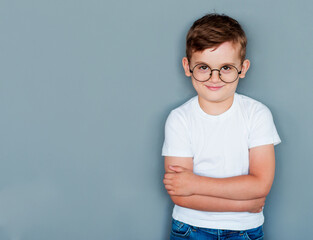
xmin=198 ymin=95 xmax=235 ymax=116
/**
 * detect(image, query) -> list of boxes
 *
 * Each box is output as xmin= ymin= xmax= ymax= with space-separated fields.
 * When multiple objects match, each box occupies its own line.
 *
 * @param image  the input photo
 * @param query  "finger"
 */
xmin=164 ymin=184 xmax=173 ymax=191
xmin=164 ymin=173 xmax=174 ymax=179
xmin=167 ymin=190 xmax=176 ymax=195
xmin=169 ymin=165 xmax=185 ymax=173
xmin=253 ymin=207 xmax=263 ymax=213
xmin=163 ymin=179 xmax=172 ymax=185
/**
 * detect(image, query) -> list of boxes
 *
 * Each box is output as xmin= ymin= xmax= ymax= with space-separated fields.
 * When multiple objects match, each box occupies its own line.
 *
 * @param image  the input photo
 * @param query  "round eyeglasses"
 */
xmin=189 ymin=63 xmax=242 ymax=83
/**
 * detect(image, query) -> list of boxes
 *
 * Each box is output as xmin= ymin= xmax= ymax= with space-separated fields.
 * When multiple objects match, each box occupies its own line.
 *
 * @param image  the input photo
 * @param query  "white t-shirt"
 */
xmin=162 ymin=93 xmax=281 ymax=230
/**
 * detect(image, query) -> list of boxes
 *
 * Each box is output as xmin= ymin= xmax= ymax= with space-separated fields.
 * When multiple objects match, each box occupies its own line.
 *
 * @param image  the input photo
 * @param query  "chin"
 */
xmin=205 ymin=97 xmax=225 ymax=103
xmin=199 ymin=92 xmax=234 ymax=104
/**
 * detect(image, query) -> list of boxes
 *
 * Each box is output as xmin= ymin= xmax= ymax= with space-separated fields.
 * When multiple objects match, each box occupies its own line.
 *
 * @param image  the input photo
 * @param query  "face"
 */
xmin=182 ymin=41 xmax=250 ymax=112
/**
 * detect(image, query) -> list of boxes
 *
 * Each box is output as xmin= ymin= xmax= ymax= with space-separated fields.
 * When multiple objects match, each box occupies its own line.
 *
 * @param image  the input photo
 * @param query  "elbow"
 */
xmin=251 ymin=175 xmax=273 ymax=198
xmin=257 ymin=189 xmax=268 ymax=198
xmin=257 ymin=183 xmax=273 ymax=198
xmin=263 ymin=186 xmax=272 ymax=197
xmin=170 ymin=196 xmax=186 ymax=207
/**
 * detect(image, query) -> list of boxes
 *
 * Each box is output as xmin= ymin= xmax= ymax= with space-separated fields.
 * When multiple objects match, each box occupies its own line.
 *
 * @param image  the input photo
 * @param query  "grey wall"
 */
xmin=0 ymin=0 xmax=312 ymax=239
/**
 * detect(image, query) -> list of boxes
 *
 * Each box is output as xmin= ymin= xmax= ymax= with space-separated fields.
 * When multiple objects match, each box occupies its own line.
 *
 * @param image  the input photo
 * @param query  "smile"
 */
xmin=205 ymin=85 xmax=224 ymax=91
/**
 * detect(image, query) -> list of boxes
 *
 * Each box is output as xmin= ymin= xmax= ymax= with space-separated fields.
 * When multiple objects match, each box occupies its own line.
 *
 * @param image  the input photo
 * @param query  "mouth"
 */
xmin=205 ymin=85 xmax=224 ymax=91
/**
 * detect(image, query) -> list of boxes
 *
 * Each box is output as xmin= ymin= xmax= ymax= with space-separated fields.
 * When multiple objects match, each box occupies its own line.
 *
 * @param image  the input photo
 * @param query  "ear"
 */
xmin=182 ymin=57 xmax=192 ymax=77
xmin=239 ymin=59 xmax=250 ymax=79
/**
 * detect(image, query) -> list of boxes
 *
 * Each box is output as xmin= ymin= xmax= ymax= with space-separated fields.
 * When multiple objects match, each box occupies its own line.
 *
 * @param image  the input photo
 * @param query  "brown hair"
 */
xmin=186 ymin=13 xmax=247 ymax=62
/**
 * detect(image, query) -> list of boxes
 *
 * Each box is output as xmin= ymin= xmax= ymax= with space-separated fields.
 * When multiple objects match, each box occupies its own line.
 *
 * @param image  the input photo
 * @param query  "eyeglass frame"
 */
xmin=189 ymin=63 xmax=243 ymax=84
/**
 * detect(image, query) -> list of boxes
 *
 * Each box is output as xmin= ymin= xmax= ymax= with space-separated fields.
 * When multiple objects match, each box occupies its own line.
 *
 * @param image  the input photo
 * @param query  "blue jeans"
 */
xmin=170 ymin=219 xmax=264 ymax=240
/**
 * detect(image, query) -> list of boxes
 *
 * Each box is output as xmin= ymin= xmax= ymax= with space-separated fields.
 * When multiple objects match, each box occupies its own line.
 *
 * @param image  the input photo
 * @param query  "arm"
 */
xmin=164 ymin=144 xmax=275 ymax=200
xmin=163 ymin=156 xmax=265 ymax=212
xmin=172 ymin=195 xmax=265 ymax=213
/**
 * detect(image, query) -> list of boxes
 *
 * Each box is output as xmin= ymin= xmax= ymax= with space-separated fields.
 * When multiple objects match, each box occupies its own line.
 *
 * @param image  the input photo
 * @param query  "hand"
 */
xmin=163 ymin=166 xmax=198 ymax=196
xmin=248 ymin=197 xmax=266 ymax=213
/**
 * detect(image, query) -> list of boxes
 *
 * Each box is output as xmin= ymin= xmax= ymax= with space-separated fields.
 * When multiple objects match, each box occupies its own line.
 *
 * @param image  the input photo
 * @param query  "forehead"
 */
xmin=191 ymin=41 xmax=241 ymax=65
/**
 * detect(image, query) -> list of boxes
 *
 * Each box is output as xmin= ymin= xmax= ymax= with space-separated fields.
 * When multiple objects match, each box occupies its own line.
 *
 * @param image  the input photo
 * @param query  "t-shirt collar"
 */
xmin=193 ymin=93 xmax=238 ymax=120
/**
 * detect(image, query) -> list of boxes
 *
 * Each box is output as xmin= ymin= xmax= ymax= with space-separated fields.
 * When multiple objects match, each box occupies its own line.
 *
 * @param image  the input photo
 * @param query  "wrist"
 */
xmin=193 ymin=174 xmax=203 ymax=195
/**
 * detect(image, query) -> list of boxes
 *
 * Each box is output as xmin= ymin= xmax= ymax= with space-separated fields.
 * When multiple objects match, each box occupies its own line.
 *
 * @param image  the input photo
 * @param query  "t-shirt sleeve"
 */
xmin=248 ymin=104 xmax=281 ymax=149
xmin=161 ymin=110 xmax=193 ymax=157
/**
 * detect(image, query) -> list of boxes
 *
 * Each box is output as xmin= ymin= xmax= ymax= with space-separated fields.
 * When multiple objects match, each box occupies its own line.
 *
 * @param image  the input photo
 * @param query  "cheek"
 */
xmin=229 ymin=81 xmax=239 ymax=90
xmin=222 ymin=82 xmax=239 ymax=95
xmin=191 ymin=82 xmax=202 ymax=94
xmin=191 ymin=79 xmax=203 ymax=90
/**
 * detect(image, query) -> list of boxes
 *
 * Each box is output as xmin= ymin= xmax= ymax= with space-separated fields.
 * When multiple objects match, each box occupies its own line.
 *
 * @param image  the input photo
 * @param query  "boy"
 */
xmin=162 ymin=14 xmax=281 ymax=239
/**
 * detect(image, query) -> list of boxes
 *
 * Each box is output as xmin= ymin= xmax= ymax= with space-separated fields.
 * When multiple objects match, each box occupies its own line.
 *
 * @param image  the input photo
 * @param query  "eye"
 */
xmin=220 ymin=65 xmax=235 ymax=74
xmin=197 ymin=64 xmax=210 ymax=71
xmin=221 ymin=65 xmax=231 ymax=71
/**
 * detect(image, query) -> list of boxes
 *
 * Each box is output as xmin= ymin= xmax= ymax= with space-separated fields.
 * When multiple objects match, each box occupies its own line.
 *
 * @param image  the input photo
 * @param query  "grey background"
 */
xmin=0 ymin=0 xmax=312 ymax=239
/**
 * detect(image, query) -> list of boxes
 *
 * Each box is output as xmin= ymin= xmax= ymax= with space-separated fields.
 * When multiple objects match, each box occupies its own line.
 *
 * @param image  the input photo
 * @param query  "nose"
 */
xmin=209 ymin=69 xmax=221 ymax=83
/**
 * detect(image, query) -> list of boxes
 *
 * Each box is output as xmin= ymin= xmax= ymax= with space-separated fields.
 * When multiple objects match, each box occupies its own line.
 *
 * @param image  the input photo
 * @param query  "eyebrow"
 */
xmin=193 ymin=61 xmax=238 ymax=66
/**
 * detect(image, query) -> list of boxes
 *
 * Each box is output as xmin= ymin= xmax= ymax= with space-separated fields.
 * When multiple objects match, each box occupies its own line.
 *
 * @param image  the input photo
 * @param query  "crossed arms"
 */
xmin=163 ymin=144 xmax=275 ymax=213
